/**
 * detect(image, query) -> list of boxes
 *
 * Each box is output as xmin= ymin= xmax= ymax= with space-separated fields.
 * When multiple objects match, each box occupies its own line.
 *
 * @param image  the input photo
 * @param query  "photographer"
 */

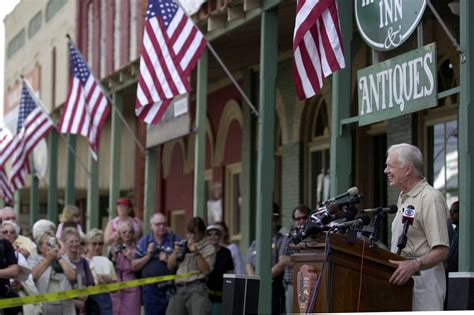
xmin=132 ymin=213 xmax=179 ymax=315
xmin=166 ymin=217 xmax=216 ymax=315
xmin=28 ymin=233 xmax=76 ymax=315
xmin=0 ymin=236 xmax=20 ymax=315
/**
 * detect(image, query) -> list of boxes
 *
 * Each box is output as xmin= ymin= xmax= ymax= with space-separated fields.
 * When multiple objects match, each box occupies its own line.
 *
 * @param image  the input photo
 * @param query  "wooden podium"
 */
xmin=291 ymin=233 xmax=413 ymax=313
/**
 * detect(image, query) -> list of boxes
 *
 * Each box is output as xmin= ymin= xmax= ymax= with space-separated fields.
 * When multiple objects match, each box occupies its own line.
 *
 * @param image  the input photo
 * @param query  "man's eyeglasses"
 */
xmin=1 ymin=230 xmax=16 ymax=235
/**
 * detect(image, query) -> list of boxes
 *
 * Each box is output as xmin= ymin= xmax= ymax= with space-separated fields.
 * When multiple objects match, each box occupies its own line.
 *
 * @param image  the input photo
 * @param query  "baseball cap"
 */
xmin=116 ymin=198 xmax=132 ymax=207
xmin=206 ymin=224 xmax=223 ymax=234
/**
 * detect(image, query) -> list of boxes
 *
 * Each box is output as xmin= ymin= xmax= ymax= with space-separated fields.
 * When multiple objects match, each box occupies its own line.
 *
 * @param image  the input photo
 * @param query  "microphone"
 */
xmin=396 ymin=205 xmax=415 ymax=255
xmin=361 ymin=204 xmax=398 ymax=214
xmin=287 ymin=221 xmax=325 ymax=244
xmin=333 ymin=215 xmax=371 ymax=229
xmin=323 ymin=187 xmax=359 ymax=204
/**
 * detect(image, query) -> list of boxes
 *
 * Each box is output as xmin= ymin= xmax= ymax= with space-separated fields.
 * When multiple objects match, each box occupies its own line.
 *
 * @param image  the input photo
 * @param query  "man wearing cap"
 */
xmin=104 ymin=198 xmax=142 ymax=246
xmin=206 ymin=224 xmax=234 ymax=314
xmin=166 ymin=217 xmax=216 ymax=315
xmin=132 ymin=213 xmax=179 ymax=315
xmin=246 ymin=204 xmax=286 ymax=314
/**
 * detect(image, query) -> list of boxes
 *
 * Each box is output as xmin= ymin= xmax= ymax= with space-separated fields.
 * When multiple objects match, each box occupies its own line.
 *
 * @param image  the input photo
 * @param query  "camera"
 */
xmin=115 ymin=244 xmax=127 ymax=252
xmin=47 ymin=237 xmax=58 ymax=249
xmin=176 ymin=240 xmax=188 ymax=262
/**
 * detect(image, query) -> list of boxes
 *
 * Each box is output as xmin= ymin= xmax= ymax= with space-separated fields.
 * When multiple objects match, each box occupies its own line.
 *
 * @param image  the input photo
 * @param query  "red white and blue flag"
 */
xmin=58 ymin=42 xmax=110 ymax=160
xmin=293 ymin=0 xmax=345 ymax=100
xmin=0 ymin=128 xmax=14 ymax=203
xmin=8 ymin=81 xmax=55 ymax=190
xmin=135 ymin=0 xmax=207 ymax=124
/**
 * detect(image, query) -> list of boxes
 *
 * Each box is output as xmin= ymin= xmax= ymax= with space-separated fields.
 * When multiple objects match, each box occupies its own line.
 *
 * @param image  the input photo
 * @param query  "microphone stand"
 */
xmin=396 ymin=221 xmax=411 ymax=255
xmin=368 ymin=207 xmax=383 ymax=248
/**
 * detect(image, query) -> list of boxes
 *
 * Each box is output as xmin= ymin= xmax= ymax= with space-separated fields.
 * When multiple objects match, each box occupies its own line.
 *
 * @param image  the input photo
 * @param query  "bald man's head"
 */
xmin=150 ymin=213 xmax=168 ymax=239
xmin=0 ymin=207 xmax=16 ymax=223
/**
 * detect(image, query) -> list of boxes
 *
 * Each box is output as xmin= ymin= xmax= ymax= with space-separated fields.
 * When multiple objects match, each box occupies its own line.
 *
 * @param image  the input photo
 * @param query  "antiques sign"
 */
xmin=355 ymin=0 xmax=427 ymax=51
xmin=357 ymin=43 xmax=437 ymax=126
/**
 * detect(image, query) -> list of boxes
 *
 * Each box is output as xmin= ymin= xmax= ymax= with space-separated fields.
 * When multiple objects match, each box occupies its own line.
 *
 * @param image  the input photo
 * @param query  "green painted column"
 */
xmin=30 ymin=172 xmax=39 ymax=226
xmin=87 ymin=154 xmax=100 ymax=230
xmin=47 ymin=129 xmax=58 ymax=222
xmin=143 ymin=146 xmax=157 ymax=235
xmin=65 ymin=134 xmax=76 ymax=205
xmin=256 ymin=7 xmax=279 ymax=314
xmin=14 ymin=192 xmax=20 ymax=222
xmin=109 ymin=93 xmax=123 ymax=220
xmin=330 ymin=0 xmax=353 ymax=195
xmin=241 ymin=70 xmax=257 ymax=252
xmin=193 ymin=49 xmax=208 ymax=218
xmin=458 ymin=0 xmax=474 ymax=272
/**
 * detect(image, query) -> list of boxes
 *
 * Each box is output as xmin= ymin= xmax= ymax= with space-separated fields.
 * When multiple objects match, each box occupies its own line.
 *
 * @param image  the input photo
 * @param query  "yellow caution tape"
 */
xmin=0 ymin=272 xmax=197 ymax=309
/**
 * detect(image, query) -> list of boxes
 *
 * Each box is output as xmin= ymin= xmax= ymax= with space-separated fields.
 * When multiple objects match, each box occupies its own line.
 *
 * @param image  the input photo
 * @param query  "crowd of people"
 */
xmin=0 ymin=143 xmax=462 ymax=314
xmin=0 ymin=199 xmax=242 ymax=315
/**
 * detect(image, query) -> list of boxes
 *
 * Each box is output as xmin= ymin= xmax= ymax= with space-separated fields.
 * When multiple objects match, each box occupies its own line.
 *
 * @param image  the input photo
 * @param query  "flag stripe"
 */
xmin=9 ymin=82 xmax=55 ymax=191
xmin=58 ymin=42 xmax=110 ymax=160
xmin=293 ymin=0 xmax=345 ymax=100
xmin=135 ymin=0 xmax=207 ymax=125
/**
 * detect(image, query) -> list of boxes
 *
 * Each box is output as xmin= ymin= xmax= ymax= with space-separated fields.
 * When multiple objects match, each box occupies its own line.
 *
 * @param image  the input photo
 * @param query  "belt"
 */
xmin=176 ymin=279 xmax=206 ymax=287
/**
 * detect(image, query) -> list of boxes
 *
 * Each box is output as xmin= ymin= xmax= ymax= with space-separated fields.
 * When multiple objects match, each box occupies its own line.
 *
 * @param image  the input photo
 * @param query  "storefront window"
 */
xmin=225 ymin=163 xmax=241 ymax=241
xmin=430 ymin=120 xmax=458 ymax=206
xmin=306 ymin=100 xmax=330 ymax=209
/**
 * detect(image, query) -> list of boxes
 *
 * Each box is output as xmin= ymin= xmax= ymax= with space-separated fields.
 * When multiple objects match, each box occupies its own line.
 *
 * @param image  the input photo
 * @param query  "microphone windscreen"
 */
xmin=359 ymin=215 xmax=371 ymax=226
xmin=348 ymin=186 xmax=359 ymax=196
xmin=388 ymin=204 xmax=398 ymax=214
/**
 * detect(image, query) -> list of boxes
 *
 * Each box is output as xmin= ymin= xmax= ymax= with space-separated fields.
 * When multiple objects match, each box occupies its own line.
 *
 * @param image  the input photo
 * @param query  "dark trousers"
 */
xmin=142 ymin=284 xmax=170 ymax=315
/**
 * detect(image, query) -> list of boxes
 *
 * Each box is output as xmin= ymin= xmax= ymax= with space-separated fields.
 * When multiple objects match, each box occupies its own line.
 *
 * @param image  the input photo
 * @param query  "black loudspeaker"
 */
xmin=447 ymin=273 xmax=474 ymax=310
xmin=222 ymin=274 xmax=260 ymax=314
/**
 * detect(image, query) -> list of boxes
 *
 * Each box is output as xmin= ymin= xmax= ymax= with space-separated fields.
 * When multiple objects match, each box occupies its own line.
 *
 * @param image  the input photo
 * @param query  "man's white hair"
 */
xmin=387 ymin=143 xmax=424 ymax=177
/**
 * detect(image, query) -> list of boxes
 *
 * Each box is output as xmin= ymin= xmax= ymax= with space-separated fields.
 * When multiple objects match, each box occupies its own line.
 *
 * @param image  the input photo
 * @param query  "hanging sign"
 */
xmin=355 ymin=0 xmax=427 ymax=51
xmin=357 ymin=43 xmax=437 ymax=126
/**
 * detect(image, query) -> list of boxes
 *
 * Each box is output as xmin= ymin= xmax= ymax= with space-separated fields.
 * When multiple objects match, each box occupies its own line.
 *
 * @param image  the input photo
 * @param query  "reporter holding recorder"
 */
xmin=166 ymin=217 xmax=216 ymax=315
xmin=385 ymin=143 xmax=449 ymax=311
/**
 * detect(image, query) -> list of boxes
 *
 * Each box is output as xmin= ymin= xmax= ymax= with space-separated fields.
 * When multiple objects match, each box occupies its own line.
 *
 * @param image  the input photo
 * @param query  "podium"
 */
xmin=291 ymin=233 xmax=413 ymax=313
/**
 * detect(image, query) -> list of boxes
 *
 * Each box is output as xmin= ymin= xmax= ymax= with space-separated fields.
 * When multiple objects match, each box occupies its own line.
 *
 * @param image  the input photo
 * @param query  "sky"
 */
xmin=0 ymin=0 xmax=20 ymax=123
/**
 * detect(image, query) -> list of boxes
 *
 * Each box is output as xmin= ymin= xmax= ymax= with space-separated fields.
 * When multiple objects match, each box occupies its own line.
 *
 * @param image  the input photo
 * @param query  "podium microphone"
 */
xmin=361 ymin=204 xmax=398 ymax=214
xmin=323 ymin=187 xmax=359 ymax=204
xmin=396 ymin=205 xmax=415 ymax=255
xmin=333 ymin=215 xmax=371 ymax=229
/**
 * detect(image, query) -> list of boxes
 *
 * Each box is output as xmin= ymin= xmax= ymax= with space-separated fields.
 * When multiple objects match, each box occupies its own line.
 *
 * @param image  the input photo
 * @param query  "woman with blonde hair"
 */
xmin=56 ymin=205 xmax=84 ymax=239
xmin=85 ymin=229 xmax=117 ymax=315
xmin=110 ymin=221 xmax=141 ymax=315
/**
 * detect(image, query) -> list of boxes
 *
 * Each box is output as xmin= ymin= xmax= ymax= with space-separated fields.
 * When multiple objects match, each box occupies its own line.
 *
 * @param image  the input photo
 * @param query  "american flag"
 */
xmin=58 ymin=42 xmax=110 ymax=160
xmin=0 ymin=128 xmax=14 ymax=203
xmin=135 ymin=0 xmax=207 ymax=124
xmin=9 ymin=81 xmax=55 ymax=190
xmin=293 ymin=0 xmax=345 ymax=100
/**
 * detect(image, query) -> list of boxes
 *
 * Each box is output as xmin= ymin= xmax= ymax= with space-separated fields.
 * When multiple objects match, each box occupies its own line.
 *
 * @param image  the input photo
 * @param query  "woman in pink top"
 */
xmin=109 ymin=221 xmax=141 ymax=315
xmin=104 ymin=198 xmax=143 ymax=246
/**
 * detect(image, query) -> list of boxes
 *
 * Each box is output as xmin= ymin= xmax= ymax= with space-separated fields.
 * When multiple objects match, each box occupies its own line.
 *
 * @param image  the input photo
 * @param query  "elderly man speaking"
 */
xmin=384 ymin=143 xmax=449 ymax=311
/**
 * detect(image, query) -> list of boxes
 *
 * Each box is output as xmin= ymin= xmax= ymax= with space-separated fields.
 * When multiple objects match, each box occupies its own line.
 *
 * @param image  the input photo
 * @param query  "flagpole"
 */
xmin=66 ymin=35 xmax=147 ymax=156
xmin=21 ymin=78 xmax=91 ymax=176
xmin=175 ymin=1 xmax=260 ymax=120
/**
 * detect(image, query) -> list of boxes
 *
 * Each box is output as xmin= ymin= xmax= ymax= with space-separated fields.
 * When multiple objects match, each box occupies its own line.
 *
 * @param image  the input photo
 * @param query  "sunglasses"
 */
xmin=207 ymin=232 xmax=221 ymax=237
xmin=293 ymin=215 xmax=308 ymax=221
xmin=2 ymin=230 xmax=16 ymax=235
xmin=91 ymin=242 xmax=104 ymax=246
